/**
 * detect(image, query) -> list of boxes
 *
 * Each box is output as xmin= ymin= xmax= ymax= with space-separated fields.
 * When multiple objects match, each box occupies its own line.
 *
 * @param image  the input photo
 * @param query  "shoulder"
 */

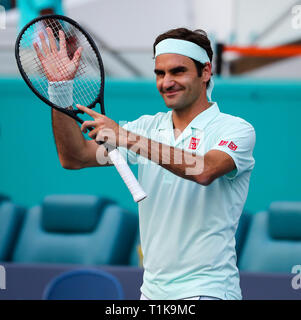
xmin=212 ymin=111 xmax=255 ymax=136
xmin=218 ymin=112 xmax=254 ymax=129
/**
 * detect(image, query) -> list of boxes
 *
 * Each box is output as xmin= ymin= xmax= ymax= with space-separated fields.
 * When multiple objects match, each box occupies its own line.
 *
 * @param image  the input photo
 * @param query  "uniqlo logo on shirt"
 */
xmin=228 ymin=141 xmax=238 ymax=151
xmin=218 ymin=140 xmax=229 ymax=146
xmin=189 ymin=137 xmax=200 ymax=150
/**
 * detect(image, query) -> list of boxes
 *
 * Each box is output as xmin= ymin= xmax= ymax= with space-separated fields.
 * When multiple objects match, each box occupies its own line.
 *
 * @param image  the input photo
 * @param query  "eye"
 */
xmin=154 ymin=70 xmax=164 ymax=77
xmin=171 ymin=67 xmax=186 ymax=75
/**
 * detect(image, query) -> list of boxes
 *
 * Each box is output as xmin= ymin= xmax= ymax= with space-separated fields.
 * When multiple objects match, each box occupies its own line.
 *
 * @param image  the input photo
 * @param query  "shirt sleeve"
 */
xmin=210 ymin=122 xmax=256 ymax=179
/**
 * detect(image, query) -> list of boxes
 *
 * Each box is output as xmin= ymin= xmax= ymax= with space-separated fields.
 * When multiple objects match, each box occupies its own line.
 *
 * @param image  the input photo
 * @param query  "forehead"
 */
xmin=155 ymin=53 xmax=195 ymax=70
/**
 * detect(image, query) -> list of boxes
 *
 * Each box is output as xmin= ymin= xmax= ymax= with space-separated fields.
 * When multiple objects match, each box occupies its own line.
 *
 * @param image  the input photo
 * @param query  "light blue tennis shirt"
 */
xmin=119 ymin=102 xmax=256 ymax=300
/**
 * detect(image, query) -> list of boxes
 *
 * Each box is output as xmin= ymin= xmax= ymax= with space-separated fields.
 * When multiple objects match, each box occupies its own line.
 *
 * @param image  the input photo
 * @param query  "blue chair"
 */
xmin=0 ymin=195 xmax=9 ymax=203
xmin=12 ymin=195 xmax=138 ymax=265
xmin=239 ymin=202 xmax=301 ymax=272
xmin=0 ymin=200 xmax=25 ymax=261
xmin=43 ymin=269 xmax=124 ymax=300
xmin=235 ymin=210 xmax=253 ymax=263
xmin=129 ymin=229 xmax=141 ymax=267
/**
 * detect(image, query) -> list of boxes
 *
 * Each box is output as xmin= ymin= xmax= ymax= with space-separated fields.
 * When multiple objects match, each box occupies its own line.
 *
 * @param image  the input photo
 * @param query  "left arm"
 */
xmin=77 ymin=105 xmax=236 ymax=186
xmin=122 ymin=132 xmax=236 ymax=186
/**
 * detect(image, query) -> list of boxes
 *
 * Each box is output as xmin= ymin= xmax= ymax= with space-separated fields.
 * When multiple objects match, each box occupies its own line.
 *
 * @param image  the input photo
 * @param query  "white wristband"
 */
xmin=48 ymin=80 xmax=74 ymax=108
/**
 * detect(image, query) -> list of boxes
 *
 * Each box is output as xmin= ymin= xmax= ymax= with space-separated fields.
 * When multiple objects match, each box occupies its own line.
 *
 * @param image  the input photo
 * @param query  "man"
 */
xmin=36 ymin=28 xmax=255 ymax=300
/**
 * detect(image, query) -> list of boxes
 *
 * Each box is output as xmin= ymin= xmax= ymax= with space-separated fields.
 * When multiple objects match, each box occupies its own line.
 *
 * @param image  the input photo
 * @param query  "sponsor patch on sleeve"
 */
xmin=228 ymin=141 xmax=238 ymax=151
xmin=218 ymin=140 xmax=229 ymax=146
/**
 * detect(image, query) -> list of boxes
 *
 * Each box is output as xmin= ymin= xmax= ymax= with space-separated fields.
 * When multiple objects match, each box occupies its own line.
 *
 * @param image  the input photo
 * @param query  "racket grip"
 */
xmin=108 ymin=149 xmax=147 ymax=203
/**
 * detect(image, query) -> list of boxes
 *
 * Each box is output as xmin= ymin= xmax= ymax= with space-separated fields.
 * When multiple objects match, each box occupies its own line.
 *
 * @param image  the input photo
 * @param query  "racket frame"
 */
xmin=15 ymin=14 xmax=147 ymax=203
xmin=15 ymin=14 xmax=106 ymax=123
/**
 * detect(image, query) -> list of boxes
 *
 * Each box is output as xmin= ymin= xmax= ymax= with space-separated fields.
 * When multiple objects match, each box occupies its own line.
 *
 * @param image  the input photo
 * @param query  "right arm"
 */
xmin=34 ymin=27 xmax=110 ymax=169
xmin=51 ymin=109 xmax=107 ymax=169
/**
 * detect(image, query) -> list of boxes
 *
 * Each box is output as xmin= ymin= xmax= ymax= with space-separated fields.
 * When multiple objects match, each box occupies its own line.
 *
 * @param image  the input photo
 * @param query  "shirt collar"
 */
xmin=158 ymin=102 xmax=220 ymax=131
xmin=189 ymin=102 xmax=220 ymax=130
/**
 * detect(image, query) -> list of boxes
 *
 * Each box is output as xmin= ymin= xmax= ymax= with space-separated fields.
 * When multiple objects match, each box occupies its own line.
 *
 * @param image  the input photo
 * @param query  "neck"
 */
xmin=172 ymin=95 xmax=211 ymax=133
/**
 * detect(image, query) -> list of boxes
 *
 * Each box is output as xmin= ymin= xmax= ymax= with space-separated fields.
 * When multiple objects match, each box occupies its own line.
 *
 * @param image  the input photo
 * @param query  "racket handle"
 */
xmin=108 ymin=148 xmax=147 ymax=203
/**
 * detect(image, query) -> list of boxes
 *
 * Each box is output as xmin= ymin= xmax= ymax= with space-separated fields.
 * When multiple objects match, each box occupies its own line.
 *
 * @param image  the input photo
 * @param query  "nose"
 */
xmin=161 ymin=74 xmax=176 ymax=91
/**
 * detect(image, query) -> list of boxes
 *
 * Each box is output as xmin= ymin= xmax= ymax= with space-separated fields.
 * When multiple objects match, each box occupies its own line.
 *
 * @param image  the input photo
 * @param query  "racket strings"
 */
xmin=47 ymin=20 xmax=99 ymax=104
xmin=45 ymin=19 xmax=100 ymax=105
xmin=45 ymin=20 xmax=102 ymax=105
xmin=18 ymin=18 xmax=102 ymax=109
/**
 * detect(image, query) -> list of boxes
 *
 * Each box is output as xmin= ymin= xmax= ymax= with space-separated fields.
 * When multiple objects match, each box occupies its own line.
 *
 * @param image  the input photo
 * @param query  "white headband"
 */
xmin=155 ymin=38 xmax=214 ymax=101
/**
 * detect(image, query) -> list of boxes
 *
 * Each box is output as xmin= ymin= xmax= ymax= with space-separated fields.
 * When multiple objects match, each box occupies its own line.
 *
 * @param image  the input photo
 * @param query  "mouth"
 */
xmin=163 ymin=90 xmax=181 ymax=98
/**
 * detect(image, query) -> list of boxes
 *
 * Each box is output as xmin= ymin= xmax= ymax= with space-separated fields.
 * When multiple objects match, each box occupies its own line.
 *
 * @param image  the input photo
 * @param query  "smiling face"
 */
xmin=155 ymin=53 xmax=208 ymax=110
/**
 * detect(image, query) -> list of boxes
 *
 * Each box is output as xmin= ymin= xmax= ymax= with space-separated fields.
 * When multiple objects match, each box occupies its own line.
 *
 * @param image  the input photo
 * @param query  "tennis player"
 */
xmin=50 ymin=28 xmax=256 ymax=300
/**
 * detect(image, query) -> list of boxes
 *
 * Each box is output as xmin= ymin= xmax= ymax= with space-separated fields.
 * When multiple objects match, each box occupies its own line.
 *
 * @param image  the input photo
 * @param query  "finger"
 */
xmin=39 ymin=31 xmax=51 ymax=55
xmin=95 ymin=131 xmax=109 ymax=144
xmin=59 ymin=30 xmax=67 ymax=54
xmin=76 ymin=104 xmax=102 ymax=119
xmin=95 ymin=131 xmax=106 ymax=143
xmin=88 ymin=128 xmax=99 ymax=139
xmin=46 ymin=27 xmax=58 ymax=53
xmin=71 ymin=47 xmax=83 ymax=69
xmin=33 ymin=42 xmax=45 ymax=62
xmin=81 ymin=120 xmax=97 ymax=133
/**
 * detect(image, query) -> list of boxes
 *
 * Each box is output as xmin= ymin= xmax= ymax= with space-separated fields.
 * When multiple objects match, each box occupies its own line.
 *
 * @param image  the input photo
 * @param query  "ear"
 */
xmin=202 ymin=62 xmax=212 ymax=83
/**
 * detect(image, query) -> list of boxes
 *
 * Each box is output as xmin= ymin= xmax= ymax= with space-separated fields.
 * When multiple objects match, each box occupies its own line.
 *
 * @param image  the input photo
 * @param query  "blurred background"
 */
xmin=0 ymin=0 xmax=301 ymax=300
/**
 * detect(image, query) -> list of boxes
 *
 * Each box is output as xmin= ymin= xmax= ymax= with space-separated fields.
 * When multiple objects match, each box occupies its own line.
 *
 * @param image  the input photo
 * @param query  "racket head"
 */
xmin=15 ymin=14 xmax=105 ymax=123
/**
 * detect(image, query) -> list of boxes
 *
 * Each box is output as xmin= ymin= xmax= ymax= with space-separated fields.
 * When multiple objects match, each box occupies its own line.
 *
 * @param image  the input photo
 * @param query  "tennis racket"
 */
xmin=15 ymin=14 xmax=147 ymax=203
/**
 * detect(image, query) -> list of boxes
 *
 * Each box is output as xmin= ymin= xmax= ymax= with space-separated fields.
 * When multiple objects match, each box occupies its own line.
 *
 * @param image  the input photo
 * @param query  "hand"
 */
xmin=33 ymin=27 xmax=82 ymax=82
xmin=77 ymin=105 xmax=127 ymax=147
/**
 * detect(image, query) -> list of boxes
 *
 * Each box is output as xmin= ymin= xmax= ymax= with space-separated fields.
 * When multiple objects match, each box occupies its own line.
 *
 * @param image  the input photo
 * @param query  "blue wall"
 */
xmin=0 ymin=77 xmax=300 ymax=213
